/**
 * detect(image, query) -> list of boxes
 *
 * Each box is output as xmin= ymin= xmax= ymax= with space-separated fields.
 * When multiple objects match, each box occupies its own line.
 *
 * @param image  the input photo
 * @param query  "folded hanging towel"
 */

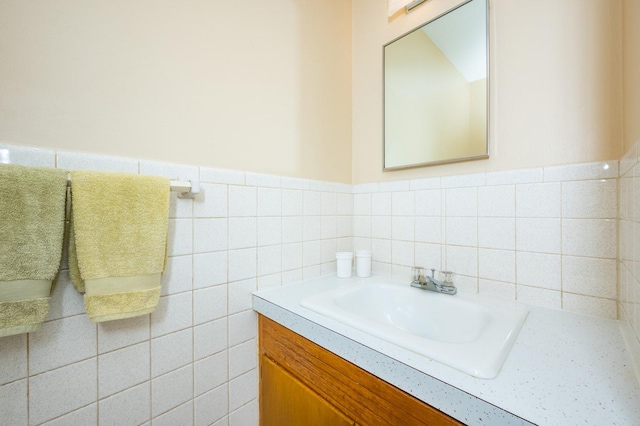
xmin=69 ymin=170 xmax=170 ymax=323
xmin=0 ymin=164 xmax=68 ymax=337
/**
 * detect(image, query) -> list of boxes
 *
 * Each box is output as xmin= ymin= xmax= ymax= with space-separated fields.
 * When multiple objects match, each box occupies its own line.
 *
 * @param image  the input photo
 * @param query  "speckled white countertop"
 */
xmin=252 ymin=274 xmax=640 ymax=426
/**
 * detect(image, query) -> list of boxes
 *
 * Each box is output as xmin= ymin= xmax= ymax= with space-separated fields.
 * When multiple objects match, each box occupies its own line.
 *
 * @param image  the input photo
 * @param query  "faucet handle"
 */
xmin=430 ymin=268 xmax=436 ymax=279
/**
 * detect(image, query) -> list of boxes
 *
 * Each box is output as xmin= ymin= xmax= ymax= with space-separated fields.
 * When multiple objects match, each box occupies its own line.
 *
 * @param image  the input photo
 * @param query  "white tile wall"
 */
xmin=618 ymin=142 xmax=640 ymax=381
xmin=0 ymin=143 xmax=631 ymax=425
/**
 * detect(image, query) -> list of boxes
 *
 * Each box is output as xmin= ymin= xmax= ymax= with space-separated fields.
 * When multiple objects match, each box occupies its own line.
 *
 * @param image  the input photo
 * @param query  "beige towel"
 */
xmin=0 ymin=164 xmax=68 ymax=337
xmin=69 ymin=170 xmax=170 ymax=322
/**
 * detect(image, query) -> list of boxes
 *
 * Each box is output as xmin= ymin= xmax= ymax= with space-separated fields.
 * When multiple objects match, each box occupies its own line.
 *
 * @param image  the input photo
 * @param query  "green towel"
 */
xmin=69 ymin=170 xmax=170 ymax=323
xmin=0 ymin=164 xmax=68 ymax=337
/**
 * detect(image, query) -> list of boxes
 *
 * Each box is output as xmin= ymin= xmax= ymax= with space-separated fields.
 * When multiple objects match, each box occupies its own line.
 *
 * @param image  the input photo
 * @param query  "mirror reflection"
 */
xmin=384 ymin=0 xmax=489 ymax=170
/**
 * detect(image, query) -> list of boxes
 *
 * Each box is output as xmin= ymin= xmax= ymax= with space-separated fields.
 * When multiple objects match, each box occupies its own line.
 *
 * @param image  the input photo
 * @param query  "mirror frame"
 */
xmin=383 ymin=0 xmax=490 ymax=171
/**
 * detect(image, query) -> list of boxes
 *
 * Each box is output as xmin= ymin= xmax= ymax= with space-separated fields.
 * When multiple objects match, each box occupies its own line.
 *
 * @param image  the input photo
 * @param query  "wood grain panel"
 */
xmin=259 ymin=315 xmax=463 ymax=426
xmin=261 ymin=355 xmax=355 ymax=426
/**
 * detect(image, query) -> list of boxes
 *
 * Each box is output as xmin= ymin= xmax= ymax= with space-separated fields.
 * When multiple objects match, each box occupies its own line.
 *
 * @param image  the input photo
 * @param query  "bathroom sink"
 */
xmin=300 ymin=281 xmax=529 ymax=379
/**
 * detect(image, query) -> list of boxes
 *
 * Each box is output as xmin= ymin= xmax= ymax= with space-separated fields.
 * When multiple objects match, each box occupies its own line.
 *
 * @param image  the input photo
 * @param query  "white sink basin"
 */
xmin=300 ymin=281 xmax=529 ymax=379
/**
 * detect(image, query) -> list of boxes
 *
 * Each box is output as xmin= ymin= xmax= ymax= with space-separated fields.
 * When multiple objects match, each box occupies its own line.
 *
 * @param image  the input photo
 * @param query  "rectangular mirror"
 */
xmin=384 ymin=0 xmax=489 ymax=170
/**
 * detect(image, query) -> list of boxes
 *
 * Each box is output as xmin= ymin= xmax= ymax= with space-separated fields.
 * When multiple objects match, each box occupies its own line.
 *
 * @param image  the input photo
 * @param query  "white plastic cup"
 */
xmin=355 ymin=250 xmax=372 ymax=278
xmin=336 ymin=252 xmax=353 ymax=278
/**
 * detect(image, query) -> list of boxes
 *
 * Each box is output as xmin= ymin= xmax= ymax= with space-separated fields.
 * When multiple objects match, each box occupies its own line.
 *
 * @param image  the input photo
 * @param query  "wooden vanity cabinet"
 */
xmin=259 ymin=315 xmax=463 ymax=426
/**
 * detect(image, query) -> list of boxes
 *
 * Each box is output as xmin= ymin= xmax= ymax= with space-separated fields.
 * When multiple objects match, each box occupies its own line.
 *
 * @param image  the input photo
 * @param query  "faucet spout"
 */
xmin=410 ymin=267 xmax=457 ymax=295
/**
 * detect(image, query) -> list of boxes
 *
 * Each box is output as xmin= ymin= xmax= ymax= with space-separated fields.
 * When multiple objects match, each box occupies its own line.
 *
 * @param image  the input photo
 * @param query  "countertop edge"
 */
xmin=253 ymin=295 xmax=533 ymax=426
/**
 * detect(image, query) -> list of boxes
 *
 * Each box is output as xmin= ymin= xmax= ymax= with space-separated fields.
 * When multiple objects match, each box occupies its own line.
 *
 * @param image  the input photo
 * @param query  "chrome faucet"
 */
xmin=410 ymin=267 xmax=457 ymax=295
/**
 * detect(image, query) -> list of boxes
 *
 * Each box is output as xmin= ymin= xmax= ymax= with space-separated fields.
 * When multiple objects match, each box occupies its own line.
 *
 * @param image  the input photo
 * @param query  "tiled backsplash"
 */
xmin=0 ymin=143 xmax=353 ymax=425
xmin=353 ymin=161 xmax=619 ymax=319
xmin=618 ymin=141 xmax=640 ymax=380
xmin=0 ymin=141 xmax=632 ymax=425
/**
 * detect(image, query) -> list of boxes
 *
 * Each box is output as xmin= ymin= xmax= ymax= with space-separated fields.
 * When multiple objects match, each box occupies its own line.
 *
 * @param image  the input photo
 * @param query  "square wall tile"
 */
xmin=392 ymin=216 xmax=414 ymax=242
xmin=478 ymin=217 xmax=515 ymax=250
xmin=516 ymin=218 xmax=561 ymax=254
xmin=99 ymin=342 xmax=150 ymax=398
xmin=303 ymin=241 xmax=322 ymax=267
xmin=228 ymin=310 xmax=257 ymax=347
xmin=562 ymin=219 xmax=616 ymax=258
xmin=60 ymin=151 xmax=138 ymax=173
xmin=258 ymin=246 xmax=282 ymax=277
xmin=322 ymin=216 xmax=337 ymax=239
xmin=353 ymin=216 xmax=372 ymax=238
xmin=167 ymin=219 xmax=193 ymax=257
xmin=229 ymin=217 xmax=257 ymax=249
xmin=516 ymin=286 xmax=561 ymax=309
xmin=45 ymin=403 xmax=97 ymax=426
xmin=562 ymin=256 xmax=617 ymax=299
xmin=562 ymin=179 xmax=617 ymax=219
xmin=151 ymin=293 xmax=193 ymax=338
xmin=562 ymin=293 xmax=617 ymax=319
xmin=485 ymin=168 xmax=543 ymax=186
xmin=282 ymin=243 xmax=303 ymax=271
xmin=0 ymin=379 xmax=27 ymax=425
xmin=194 ymin=252 xmax=227 ymax=289
xmin=410 ymin=176 xmax=441 ymax=190
xmin=281 ymin=216 xmax=302 ymax=244
xmin=303 ymin=216 xmax=322 ymax=241
xmin=154 ymin=401 xmax=194 ymax=426
xmin=195 ymin=351 xmax=228 ymax=397
xmin=194 ymin=219 xmax=227 ymax=253
xmin=391 ymin=241 xmax=414 ymax=267
xmin=322 ymin=192 xmax=337 ymax=216
xmin=392 ymin=192 xmax=415 ymax=216
xmin=479 ymin=279 xmax=516 ymax=300
xmin=139 ymin=160 xmax=198 ymax=181
xmin=446 ymin=246 xmax=478 ymax=277
xmin=29 ymin=315 xmax=97 ymax=375
xmin=372 ymin=216 xmax=392 ymax=239
xmin=161 ymin=255 xmax=193 ymax=295
xmin=445 ymin=217 xmax=477 ymax=247
xmin=29 ymin=359 xmax=97 ymax=425
xmin=516 ymin=183 xmax=561 ymax=218
xmin=0 ymin=333 xmax=26 ymax=385
xmin=194 ymin=318 xmax=228 ymax=361
xmin=97 ymin=315 xmax=150 ymax=354
xmin=99 ymin=382 xmax=150 ymax=426
xmin=151 ymin=329 xmax=193 ymax=377
xmin=246 ymin=172 xmax=281 ymax=188
xmin=258 ymin=188 xmax=282 ymax=216
xmin=479 ymin=249 xmax=516 ymax=283
xmin=303 ymin=191 xmax=322 ymax=216
xmin=414 ymin=189 xmax=441 ymax=216
xmin=229 ymin=369 xmax=258 ymax=412
xmin=200 ymin=167 xmax=245 ymax=185
xmin=151 ymin=365 xmax=194 ymax=417
xmin=372 ymin=192 xmax=392 ymax=216
xmin=0 ymin=143 xmax=55 ymax=167
xmin=282 ymin=190 xmax=303 ymax=216
xmin=195 ymin=385 xmax=229 ymax=426
xmin=371 ymin=239 xmax=392 ymax=263
xmin=354 ymin=193 xmax=372 ymax=215
xmin=415 ymin=243 xmax=442 ymax=270
xmin=229 ymin=399 xmax=259 ymax=426
xmin=228 ymin=248 xmax=257 ymax=282
xmin=445 ymin=188 xmax=477 ymax=217
xmin=229 ymin=279 xmax=257 ymax=315
xmin=415 ymin=217 xmax=441 ymax=244
xmin=258 ymin=217 xmax=282 ymax=247
xmin=229 ymin=186 xmax=257 ymax=217
xmin=478 ymin=185 xmax=515 ymax=217
xmin=194 ymin=183 xmax=227 ymax=218
xmin=229 ymin=339 xmax=257 ymax=380
xmin=336 ymin=193 xmax=353 ymax=215
xmin=194 ymin=285 xmax=228 ymax=325
xmin=516 ymin=252 xmax=561 ymax=290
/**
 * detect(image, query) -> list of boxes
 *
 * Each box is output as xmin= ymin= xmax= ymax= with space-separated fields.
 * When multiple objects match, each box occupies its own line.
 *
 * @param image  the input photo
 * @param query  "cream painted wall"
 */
xmin=0 ymin=0 xmax=352 ymax=183
xmin=623 ymin=0 xmax=640 ymax=152
xmin=352 ymin=0 xmax=623 ymax=183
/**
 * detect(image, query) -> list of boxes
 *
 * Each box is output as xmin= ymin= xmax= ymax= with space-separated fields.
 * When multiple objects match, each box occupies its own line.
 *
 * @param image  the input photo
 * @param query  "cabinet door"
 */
xmin=260 ymin=355 xmax=355 ymax=426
